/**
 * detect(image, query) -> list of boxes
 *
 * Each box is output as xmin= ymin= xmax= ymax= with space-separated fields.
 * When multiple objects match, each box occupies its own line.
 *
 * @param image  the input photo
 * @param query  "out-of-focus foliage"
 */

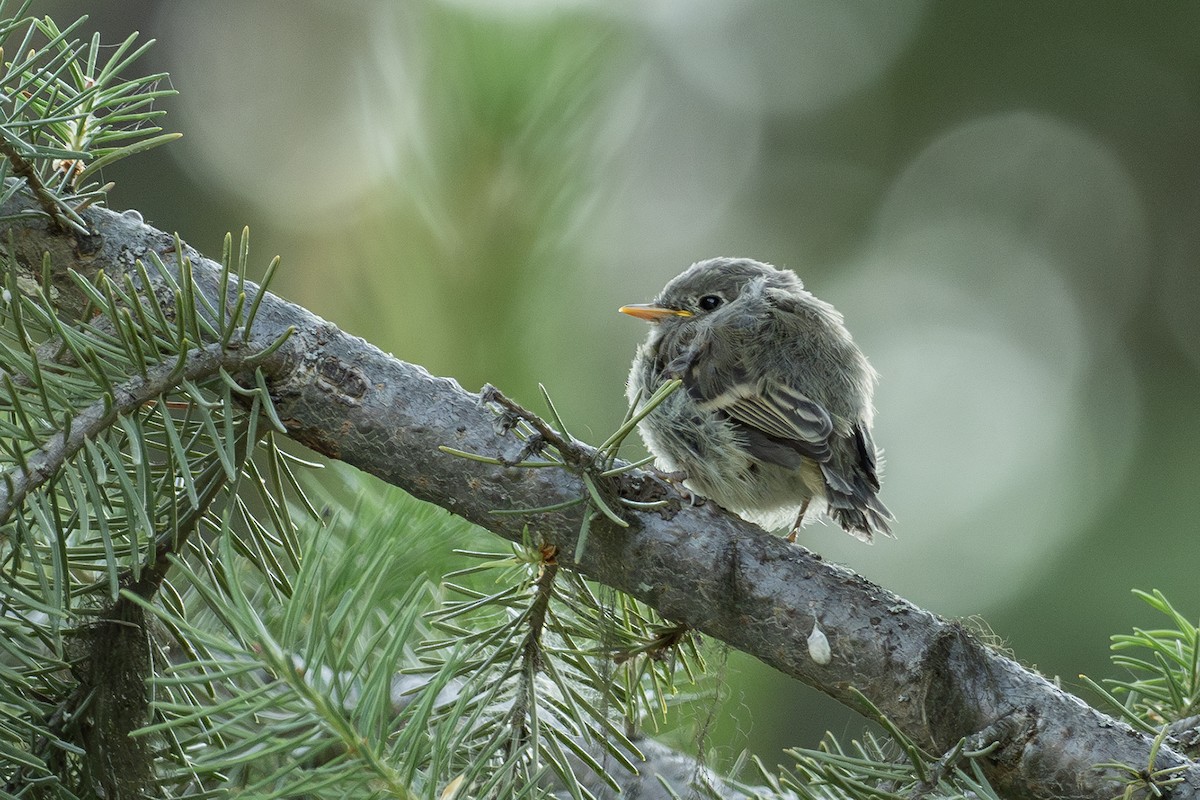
xmin=48 ymin=0 xmax=1200 ymax=770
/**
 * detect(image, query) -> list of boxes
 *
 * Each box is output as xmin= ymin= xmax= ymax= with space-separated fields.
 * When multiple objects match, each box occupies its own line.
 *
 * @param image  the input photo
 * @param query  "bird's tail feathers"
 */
xmin=820 ymin=461 xmax=894 ymax=543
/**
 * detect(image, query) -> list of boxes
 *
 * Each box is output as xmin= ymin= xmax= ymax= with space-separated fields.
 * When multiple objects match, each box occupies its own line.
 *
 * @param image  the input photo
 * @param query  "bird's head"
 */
xmin=619 ymin=257 xmax=801 ymax=332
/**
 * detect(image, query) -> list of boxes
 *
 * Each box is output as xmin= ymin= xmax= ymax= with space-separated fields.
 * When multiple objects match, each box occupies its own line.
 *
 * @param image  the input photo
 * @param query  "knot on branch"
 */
xmin=919 ymin=622 xmax=1008 ymax=749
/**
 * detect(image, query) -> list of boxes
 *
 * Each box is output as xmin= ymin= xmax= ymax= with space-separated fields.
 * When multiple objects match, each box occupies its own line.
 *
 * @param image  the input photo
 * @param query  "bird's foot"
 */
xmin=653 ymin=469 xmax=702 ymax=507
xmin=785 ymin=498 xmax=812 ymax=544
xmin=620 ymin=468 xmax=703 ymax=514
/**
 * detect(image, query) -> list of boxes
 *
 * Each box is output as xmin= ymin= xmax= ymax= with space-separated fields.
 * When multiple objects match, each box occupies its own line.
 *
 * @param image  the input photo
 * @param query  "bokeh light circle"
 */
xmin=822 ymin=219 xmax=1138 ymax=611
xmin=878 ymin=110 xmax=1150 ymax=326
xmin=639 ymin=0 xmax=929 ymax=116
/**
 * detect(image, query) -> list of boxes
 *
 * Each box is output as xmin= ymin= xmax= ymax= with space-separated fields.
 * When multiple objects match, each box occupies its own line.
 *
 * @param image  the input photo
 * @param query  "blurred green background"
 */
xmin=46 ymin=0 xmax=1200 ymax=770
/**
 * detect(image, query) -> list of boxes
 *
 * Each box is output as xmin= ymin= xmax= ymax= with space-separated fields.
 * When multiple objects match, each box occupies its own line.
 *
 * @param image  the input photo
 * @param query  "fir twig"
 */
xmin=0 ymin=337 xmax=273 ymax=524
xmin=508 ymin=553 xmax=559 ymax=755
xmin=0 ymin=135 xmax=74 ymax=231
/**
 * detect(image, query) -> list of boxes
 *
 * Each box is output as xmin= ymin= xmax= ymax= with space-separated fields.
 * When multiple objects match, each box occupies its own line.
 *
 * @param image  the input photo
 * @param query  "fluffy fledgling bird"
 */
xmin=621 ymin=257 xmax=892 ymax=542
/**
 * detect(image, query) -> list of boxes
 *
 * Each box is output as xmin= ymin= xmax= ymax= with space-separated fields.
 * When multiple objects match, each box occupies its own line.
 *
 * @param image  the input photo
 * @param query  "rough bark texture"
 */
xmin=2 ymin=196 xmax=1197 ymax=800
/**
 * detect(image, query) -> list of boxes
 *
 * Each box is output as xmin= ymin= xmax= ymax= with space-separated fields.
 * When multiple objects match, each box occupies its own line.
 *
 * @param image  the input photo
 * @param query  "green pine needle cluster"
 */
xmin=103 ymin=478 xmax=711 ymax=799
xmin=0 ymin=2 xmax=178 ymax=232
xmin=1094 ymin=589 xmax=1200 ymax=728
xmin=746 ymin=730 xmax=1001 ymax=800
xmin=0 ymin=219 xmax=297 ymax=794
xmin=415 ymin=544 xmax=705 ymax=798
xmin=1073 ymin=590 xmax=1200 ymax=799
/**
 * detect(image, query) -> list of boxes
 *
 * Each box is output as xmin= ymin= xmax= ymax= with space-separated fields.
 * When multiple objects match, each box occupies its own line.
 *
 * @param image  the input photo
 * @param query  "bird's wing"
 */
xmin=665 ymin=320 xmax=834 ymax=465
xmin=698 ymin=380 xmax=833 ymax=456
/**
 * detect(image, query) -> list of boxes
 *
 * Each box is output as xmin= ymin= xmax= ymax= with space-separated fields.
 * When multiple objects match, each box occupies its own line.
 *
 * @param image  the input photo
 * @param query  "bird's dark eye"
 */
xmin=697 ymin=294 xmax=723 ymax=311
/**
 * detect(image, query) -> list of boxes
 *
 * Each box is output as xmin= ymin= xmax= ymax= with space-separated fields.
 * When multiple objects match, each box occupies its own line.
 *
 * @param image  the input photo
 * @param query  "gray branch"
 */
xmin=2 ymin=194 xmax=1196 ymax=800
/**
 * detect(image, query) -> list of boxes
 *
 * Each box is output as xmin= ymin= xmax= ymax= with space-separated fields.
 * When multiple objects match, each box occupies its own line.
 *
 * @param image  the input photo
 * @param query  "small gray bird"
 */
xmin=620 ymin=257 xmax=892 ymax=542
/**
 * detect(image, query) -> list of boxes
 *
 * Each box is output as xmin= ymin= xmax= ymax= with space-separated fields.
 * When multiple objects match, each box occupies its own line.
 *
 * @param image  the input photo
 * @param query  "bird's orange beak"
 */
xmin=618 ymin=304 xmax=693 ymax=322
